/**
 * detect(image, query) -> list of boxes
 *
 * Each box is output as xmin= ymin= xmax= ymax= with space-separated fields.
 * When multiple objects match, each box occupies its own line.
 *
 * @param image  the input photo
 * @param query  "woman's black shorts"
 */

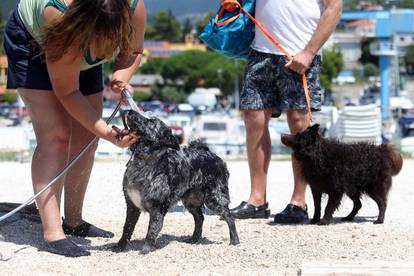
xmin=3 ymin=6 xmax=104 ymax=95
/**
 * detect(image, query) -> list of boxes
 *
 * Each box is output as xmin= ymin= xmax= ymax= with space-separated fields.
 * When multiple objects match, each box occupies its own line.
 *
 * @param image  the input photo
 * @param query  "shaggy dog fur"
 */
xmin=114 ymin=110 xmax=239 ymax=253
xmin=281 ymin=124 xmax=403 ymax=225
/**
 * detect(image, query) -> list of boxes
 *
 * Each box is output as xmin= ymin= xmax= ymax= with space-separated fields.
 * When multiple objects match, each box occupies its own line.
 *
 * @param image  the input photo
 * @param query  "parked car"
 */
xmin=334 ymin=70 xmax=356 ymax=85
xmin=193 ymin=115 xmax=243 ymax=155
xmin=166 ymin=114 xmax=194 ymax=142
xmin=398 ymin=111 xmax=414 ymax=138
xmin=141 ymin=101 xmax=164 ymax=113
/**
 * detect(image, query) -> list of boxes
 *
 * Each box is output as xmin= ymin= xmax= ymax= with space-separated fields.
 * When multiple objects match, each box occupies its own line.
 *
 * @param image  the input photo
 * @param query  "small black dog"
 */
xmin=281 ymin=124 xmax=403 ymax=225
xmin=114 ymin=110 xmax=239 ymax=253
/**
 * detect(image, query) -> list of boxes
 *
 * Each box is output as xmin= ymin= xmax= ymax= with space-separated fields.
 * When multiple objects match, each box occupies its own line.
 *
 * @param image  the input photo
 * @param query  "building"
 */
xmin=345 ymin=19 xmax=376 ymax=37
xmin=325 ymin=32 xmax=363 ymax=70
xmin=143 ymin=35 xmax=207 ymax=61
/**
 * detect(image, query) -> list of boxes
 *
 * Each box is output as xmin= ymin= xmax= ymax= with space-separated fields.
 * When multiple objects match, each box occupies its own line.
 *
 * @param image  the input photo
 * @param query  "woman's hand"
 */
xmin=105 ymin=126 xmax=139 ymax=148
xmin=110 ymin=79 xmax=134 ymax=105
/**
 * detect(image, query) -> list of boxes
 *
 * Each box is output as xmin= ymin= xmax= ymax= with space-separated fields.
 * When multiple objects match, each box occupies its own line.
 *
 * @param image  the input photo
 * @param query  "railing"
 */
xmin=370 ymin=41 xmax=399 ymax=56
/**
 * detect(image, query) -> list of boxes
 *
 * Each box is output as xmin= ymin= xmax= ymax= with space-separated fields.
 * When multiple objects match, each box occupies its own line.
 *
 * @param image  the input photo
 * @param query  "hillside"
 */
xmin=1 ymin=0 xmax=218 ymax=20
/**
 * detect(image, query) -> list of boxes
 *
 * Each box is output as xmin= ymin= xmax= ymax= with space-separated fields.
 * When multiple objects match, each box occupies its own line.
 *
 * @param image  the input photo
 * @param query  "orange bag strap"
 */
xmin=216 ymin=0 xmax=312 ymax=120
xmin=215 ymin=6 xmax=242 ymax=26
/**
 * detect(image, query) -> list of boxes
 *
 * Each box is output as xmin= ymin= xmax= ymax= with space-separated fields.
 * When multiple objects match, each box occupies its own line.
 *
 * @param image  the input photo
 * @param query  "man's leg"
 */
xmin=287 ymin=109 xmax=311 ymax=207
xmin=273 ymin=109 xmax=311 ymax=223
xmin=230 ymin=109 xmax=272 ymax=219
xmin=245 ymin=109 xmax=273 ymax=206
xmin=231 ymin=49 xmax=279 ymax=219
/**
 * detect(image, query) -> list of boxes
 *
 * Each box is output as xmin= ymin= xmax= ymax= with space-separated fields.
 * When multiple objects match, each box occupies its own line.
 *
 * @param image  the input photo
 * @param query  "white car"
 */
xmin=334 ymin=70 xmax=356 ymax=85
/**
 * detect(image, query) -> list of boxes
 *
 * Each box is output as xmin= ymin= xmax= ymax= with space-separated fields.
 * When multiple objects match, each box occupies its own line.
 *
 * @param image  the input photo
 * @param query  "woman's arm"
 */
xmin=111 ymin=0 xmax=147 ymax=93
xmin=43 ymin=7 xmax=134 ymax=147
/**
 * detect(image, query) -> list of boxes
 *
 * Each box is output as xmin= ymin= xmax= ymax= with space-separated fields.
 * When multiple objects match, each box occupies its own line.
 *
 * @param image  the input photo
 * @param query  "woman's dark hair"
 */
xmin=42 ymin=0 xmax=135 ymax=61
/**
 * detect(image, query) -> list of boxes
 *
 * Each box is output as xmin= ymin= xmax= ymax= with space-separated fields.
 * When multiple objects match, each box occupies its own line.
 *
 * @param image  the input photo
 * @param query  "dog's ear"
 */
xmin=164 ymin=134 xmax=180 ymax=150
xmin=309 ymin=124 xmax=320 ymax=134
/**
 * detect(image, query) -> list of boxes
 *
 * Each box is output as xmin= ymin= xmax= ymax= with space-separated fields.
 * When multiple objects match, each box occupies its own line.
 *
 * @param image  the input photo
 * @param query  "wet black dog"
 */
xmin=114 ymin=110 xmax=239 ymax=253
xmin=281 ymin=124 xmax=403 ymax=225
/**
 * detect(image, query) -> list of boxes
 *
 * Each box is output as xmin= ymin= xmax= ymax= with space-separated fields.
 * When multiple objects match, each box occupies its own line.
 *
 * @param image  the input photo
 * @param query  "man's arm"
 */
xmin=286 ymin=0 xmax=343 ymax=74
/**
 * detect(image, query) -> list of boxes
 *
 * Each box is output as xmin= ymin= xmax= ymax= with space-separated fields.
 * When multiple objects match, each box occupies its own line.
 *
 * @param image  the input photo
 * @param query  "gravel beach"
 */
xmin=1 ymin=159 xmax=414 ymax=275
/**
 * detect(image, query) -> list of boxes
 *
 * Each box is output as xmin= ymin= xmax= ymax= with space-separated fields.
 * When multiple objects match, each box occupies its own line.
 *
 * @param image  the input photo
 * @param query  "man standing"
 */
xmin=230 ymin=0 xmax=343 ymax=223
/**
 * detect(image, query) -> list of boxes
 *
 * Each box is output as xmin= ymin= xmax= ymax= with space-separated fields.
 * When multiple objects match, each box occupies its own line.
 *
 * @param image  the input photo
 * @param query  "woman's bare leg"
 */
xmin=18 ymin=89 xmax=71 ymax=241
xmin=63 ymin=92 xmax=103 ymax=227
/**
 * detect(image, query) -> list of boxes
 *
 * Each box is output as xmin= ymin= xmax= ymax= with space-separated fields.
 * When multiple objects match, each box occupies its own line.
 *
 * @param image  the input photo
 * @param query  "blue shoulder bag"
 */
xmin=199 ymin=0 xmax=255 ymax=60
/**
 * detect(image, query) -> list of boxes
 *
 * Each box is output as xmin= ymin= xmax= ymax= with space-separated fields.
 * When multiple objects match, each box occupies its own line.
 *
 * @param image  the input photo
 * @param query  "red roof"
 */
xmin=346 ymin=19 xmax=376 ymax=28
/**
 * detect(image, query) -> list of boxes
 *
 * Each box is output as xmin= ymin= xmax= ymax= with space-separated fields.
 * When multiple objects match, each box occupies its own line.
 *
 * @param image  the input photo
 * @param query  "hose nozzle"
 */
xmin=121 ymin=89 xmax=150 ymax=119
xmin=121 ymin=89 xmax=133 ymax=100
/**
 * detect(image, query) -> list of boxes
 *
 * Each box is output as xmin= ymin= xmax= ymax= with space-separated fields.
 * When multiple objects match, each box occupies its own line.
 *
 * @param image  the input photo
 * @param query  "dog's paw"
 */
xmin=111 ymin=244 xmax=126 ymax=253
xmin=309 ymin=218 xmax=320 ymax=224
xmin=141 ymin=244 xmax=154 ymax=254
xmin=316 ymin=219 xmax=330 ymax=226
xmin=111 ymin=239 xmax=128 ymax=253
xmin=373 ymin=219 xmax=384 ymax=224
xmin=230 ymin=238 xmax=240 ymax=246
xmin=184 ymin=235 xmax=202 ymax=244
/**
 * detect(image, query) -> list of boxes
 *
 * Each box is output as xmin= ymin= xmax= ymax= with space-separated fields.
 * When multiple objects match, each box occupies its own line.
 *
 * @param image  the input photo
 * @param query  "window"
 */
xmin=203 ymin=122 xmax=227 ymax=131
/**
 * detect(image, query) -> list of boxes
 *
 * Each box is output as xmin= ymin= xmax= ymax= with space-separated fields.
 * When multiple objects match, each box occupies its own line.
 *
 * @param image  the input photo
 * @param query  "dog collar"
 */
xmin=139 ymin=154 xmax=155 ymax=161
xmin=137 ymin=148 xmax=168 ymax=161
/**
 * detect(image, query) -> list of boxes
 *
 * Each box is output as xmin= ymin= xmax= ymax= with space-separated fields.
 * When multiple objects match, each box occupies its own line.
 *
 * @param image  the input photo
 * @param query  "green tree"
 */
xmin=140 ymin=58 xmax=166 ymax=74
xmin=201 ymin=57 xmax=245 ymax=96
xmin=151 ymin=85 xmax=187 ymax=103
xmin=181 ymin=18 xmax=193 ymax=42
xmin=344 ymin=0 xmax=414 ymax=10
xmin=140 ymin=50 xmax=245 ymax=98
xmin=133 ymin=91 xmax=151 ymax=102
xmin=359 ymin=38 xmax=379 ymax=66
xmin=159 ymin=50 xmax=245 ymax=96
xmin=363 ymin=62 xmax=379 ymax=79
xmin=146 ymin=10 xmax=181 ymax=42
xmin=397 ymin=0 xmax=414 ymax=8
xmin=343 ymin=0 xmax=360 ymax=10
xmin=321 ymin=47 xmax=344 ymax=92
xmin=3 ymin=90 xmax=18 ymax=103
xmin=196 ymin=11 xmax=214 ymax=37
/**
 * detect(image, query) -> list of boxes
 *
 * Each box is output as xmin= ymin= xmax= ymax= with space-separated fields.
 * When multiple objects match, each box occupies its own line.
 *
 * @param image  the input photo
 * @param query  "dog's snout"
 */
xmin=281 ymin=133 xmax=293 ymax=147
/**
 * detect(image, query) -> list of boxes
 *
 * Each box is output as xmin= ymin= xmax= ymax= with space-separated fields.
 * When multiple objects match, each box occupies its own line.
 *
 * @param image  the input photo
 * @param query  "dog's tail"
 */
xmin=383 ymin=144 xmax=403 ymax=176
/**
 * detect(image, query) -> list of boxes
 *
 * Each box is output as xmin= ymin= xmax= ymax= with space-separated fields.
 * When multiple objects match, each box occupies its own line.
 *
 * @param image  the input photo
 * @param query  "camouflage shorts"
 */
xmin=240 ymin=49 xmax=323 ymax=113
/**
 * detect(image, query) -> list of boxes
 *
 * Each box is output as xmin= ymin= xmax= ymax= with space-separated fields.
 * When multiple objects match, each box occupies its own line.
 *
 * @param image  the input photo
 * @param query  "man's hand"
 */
xmin=285 ymin=49 xmax=315 ymax=75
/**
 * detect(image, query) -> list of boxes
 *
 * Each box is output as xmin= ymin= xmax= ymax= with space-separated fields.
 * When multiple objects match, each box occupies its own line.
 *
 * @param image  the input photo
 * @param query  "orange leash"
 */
xmin=216 ymin=0 xmax=312 ymax=120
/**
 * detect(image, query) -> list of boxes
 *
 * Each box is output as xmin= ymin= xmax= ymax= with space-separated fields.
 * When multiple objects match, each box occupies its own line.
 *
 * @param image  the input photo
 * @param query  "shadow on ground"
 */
xmin=90 ymin=233 xmax=218 ymax=254
xmin=0 ymin=218 xmax=92 ymax=257
xmin=267 ymin=215 xmax=378 ymax=226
